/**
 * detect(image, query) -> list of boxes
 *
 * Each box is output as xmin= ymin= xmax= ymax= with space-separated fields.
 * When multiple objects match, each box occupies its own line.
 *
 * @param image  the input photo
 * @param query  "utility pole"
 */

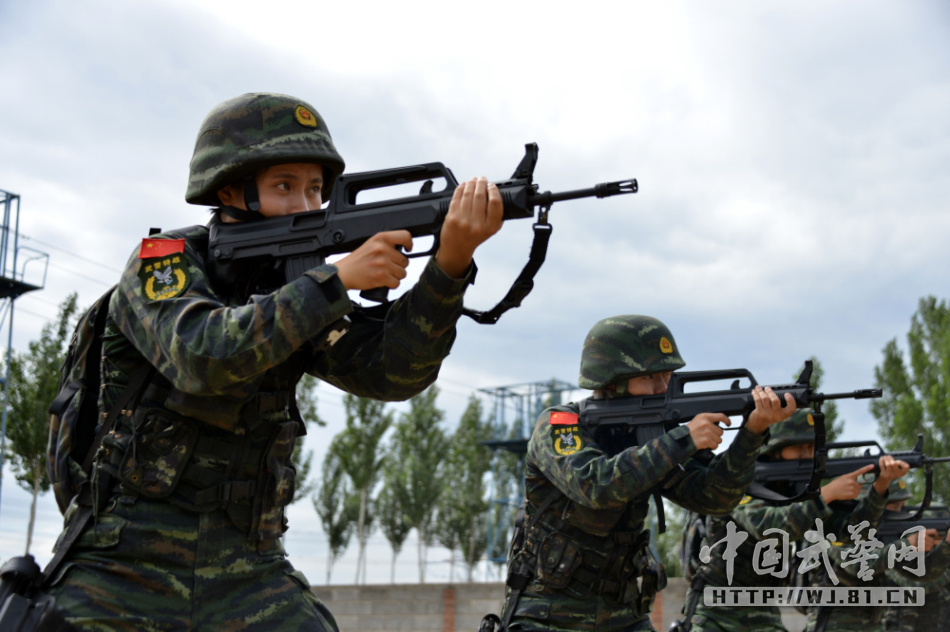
xmin=0 ymin=189 xmax=48 ymax=520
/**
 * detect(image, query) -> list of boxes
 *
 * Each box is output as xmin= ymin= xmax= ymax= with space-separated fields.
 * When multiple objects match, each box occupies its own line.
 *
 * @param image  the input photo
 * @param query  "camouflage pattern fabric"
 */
xmin=759 ymin=408 xmax=818 ymax=458
xmin=881 ymin=563 xmax=950 ymax=631
xmin=577 ymin=315 xmax=686 ymax=390
xmin=686 ymin=487 xmax=886 ymax=632
xmin=504 ymin=402 xmax=766 ymax=631
xmin=803 ymin=527 xmax=950 ymax=631
xmin=507 ymin=591 xmax=657 ymax=632
xmin=48 ymin=225 xmax=475 ymax=630
xmin=46 ymin=497 xmax=337 ymax=631
xmin=101 ymin=223 xmax=470 ymax=428
xmin=186 ymin=92 xmax=346 ymax=205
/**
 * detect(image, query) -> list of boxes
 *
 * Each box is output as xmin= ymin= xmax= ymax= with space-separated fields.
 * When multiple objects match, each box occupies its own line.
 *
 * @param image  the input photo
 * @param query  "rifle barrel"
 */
xmin=814 ymin=388 xmax=882 ymax=401
xmin=534 ymin=179 xmax=638 ymax=206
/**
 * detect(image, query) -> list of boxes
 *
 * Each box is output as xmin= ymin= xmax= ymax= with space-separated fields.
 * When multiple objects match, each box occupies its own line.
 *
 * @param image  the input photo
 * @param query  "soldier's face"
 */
xmin=217 ymin=163 xmax=325 ymax=219
xmin=625 ymin=371 xmax=673 ymax=396
xmin=780 ymin=443 xmax=815 ymax=460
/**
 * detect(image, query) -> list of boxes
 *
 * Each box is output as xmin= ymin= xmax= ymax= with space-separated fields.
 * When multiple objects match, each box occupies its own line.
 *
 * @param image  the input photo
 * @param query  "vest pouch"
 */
xmin=244 ymin=420 xmax=298 ymax=542
xmin=536 ymin=532 xmax=582 ymax=589
xmin=116 ymin=408 xmax=200 ymax=499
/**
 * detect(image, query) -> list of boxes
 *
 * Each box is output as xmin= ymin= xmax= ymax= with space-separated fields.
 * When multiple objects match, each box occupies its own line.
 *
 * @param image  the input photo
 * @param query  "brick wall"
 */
xmin=310 ymin=579 xmax=806 ymax=631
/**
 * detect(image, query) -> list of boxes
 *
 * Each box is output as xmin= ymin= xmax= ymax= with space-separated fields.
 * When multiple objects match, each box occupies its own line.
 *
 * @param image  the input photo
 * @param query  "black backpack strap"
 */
xmin=43 ymin=364 xmax=153 ymax=583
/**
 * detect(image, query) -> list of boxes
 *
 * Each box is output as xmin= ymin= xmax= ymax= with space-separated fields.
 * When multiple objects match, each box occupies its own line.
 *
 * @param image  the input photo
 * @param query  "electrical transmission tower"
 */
xmin=479 ymin=378 xmax=582 ymax=576
xmin=0 ymin=189 xmax=49 ymax=519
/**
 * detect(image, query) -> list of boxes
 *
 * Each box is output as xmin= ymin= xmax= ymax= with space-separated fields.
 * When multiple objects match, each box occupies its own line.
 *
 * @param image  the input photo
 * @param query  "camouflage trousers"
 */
xmin=506 ymin=590 xmax=656 ymax=632
xmin=803 ymin=606 xmax=882 ymax=631
xmin=688 ymin=604 xmax=788 ymax=631
xmin=45 ymin=496 xmax=336 ymax=631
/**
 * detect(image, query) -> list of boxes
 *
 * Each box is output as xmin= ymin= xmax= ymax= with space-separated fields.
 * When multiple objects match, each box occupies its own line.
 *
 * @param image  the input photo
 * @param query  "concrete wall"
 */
xmin=311 ymin=578 xmax=807 ymax=631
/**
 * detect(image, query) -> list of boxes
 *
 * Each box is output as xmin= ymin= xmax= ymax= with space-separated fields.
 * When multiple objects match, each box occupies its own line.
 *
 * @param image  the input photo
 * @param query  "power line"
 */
xmin=20 ymin=234 xmax=123 ymax=275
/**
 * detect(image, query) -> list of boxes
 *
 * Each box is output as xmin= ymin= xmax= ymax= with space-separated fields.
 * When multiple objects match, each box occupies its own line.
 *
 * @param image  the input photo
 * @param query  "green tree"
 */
xmin=293 ymin=374 xmax=325 ymax=503
xmin=486 ymin=417 xmax=523 ymax=573
xmin=385 ymin=385 xmax=447 ymax=582
xmin=312 ymin=446 xmax=359 ymax=584
xmin=436 ymin=395 xmax=492 ymax=581
xmin=375 ymin=479 xmax=411 ymax=583
xmin=336 ymin=393 xmax=392 ymax=584
xmin=651 ymin=500 xmax=686 ymax=576
xmin=5 ymin=293 xmax=78 ymax=553
xmin=871 ymin=296 xmax=950 ymax=503
xmin=795 ymin=356 xmax=843 ymax=443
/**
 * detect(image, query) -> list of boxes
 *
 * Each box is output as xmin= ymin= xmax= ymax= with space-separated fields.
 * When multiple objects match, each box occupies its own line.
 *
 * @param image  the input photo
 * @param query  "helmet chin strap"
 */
xmin=218 ymin=176 xmax=263 ymax=222
xmin=242 ymin=176 xmax=261 ymax=212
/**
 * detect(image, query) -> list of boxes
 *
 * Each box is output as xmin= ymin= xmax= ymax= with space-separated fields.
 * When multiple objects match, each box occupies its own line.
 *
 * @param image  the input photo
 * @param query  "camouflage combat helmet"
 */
xmin=186 ymin=92 xmax=346 ymax=206
xmin=759 ymin=409 xmax=817 ymax=458
xmin=887 ymin=478 xmax=912 ymax=502
xmin=578 ymin=315 xmax=686 ymax=390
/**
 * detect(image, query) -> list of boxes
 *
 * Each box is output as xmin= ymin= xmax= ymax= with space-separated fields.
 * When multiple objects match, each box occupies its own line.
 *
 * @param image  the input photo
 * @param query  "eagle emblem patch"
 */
xmin=553 ymin=425 xmax=582 ymax=456
xmin=139 ymin=255 xmax=190 ymax=301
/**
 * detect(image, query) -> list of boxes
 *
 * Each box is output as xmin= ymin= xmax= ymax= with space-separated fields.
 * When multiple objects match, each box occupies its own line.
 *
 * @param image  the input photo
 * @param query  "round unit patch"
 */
xmin=139 ymin=255 xmax=191 ymax=301
xmin=295 ymin=105 xmax=318 ymax=127
xmin=660 ymin=337 xmax=673 ymax=354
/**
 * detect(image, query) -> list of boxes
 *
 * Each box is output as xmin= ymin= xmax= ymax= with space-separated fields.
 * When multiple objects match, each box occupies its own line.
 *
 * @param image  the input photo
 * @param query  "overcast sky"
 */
xmin=1 ymin=0 xmax=948 ymax=584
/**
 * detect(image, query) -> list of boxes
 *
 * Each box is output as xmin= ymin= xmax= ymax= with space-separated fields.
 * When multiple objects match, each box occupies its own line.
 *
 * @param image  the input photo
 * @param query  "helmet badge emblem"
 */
xmin=294 ymin=105 xmax=318 ymax=128
xmin=659 ymin=337 xmax=673 ymax=354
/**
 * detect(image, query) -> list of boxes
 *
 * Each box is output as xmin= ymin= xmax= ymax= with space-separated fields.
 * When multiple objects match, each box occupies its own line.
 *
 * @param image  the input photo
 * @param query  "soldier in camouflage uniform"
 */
xmin=45 ymin=92 xmax=503 ymax=631
xmin=680 ymin=411 xmax=908 ymax=632
xmin=499 ymin=314 xmax=799 ymax=632
xmin=880 ymin=488 xmax=950 ymax=632
xmin=804 ymin=478 xmax=950 ymax=632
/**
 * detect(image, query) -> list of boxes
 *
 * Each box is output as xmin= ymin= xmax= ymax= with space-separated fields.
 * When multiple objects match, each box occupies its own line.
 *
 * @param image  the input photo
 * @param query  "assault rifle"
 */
xmin=207 ymin=143 xmax=637 ymax=324
xmin=578 ymin=360 xmax=881 ymax=505
xmin=877 ymin=505 xmax=950 ymax=543
xmin=755 ymin=434 xmax=950 ymax=514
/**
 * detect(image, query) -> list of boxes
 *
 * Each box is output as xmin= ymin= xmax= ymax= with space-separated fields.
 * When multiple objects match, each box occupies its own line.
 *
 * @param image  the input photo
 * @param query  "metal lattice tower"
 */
xmin=0 ymin=189 xmax=49 ymax=520
xmin=479 ymin=378 xmax=582 ymax=576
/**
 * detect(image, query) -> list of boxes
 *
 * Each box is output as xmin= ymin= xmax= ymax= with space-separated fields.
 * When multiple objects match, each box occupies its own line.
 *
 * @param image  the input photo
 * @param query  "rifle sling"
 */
xmin=462 ymin=221 xmax=552 ymax=325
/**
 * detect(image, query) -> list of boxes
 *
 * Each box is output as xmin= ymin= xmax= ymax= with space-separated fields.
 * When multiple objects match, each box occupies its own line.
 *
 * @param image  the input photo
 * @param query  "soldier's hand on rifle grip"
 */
xmin=821 ymin=464 xmax=875 ymax=503
xmin=336 ymin=230 xmax=412 ymax=291
xmin=745 ymin=386 xmax=797 ymax=435
xmin=873 ymin=456 xmax=911 ymax=496
xmin=687 ymin=414 xmax=731 ymax=450
xmin=435 ymin=176 xmax=503 ymax=278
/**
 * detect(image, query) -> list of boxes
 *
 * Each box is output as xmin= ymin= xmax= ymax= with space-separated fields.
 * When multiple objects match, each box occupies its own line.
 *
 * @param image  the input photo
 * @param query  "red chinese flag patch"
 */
xmin=138 ymin=238 xmax=186 ymax=259
xmin=549 ymin=411 xmax=579 ymax=425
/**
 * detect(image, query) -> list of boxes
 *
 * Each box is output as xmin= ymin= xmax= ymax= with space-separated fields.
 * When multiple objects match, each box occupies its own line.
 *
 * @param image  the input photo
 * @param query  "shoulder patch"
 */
xmin=139 ymin=238 xmax=185 ymax=259
xmin=552 ymin=425 xmax=582 ymax=456
xmin=550 ymin=411 xmax=579 ymax=425
xmin=139 ymin=253 xmax=191 ymax=301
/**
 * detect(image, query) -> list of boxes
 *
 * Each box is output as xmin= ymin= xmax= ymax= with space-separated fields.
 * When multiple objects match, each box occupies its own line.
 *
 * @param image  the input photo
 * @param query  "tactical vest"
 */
xmin=508 ymin=492 xmax=658 ymax=613
xmin=96 ymin=370 xmax=303 ymax=542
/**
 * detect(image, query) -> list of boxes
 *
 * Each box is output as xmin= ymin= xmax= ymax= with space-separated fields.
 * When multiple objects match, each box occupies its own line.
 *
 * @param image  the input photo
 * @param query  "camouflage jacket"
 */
xmin=523 ymin=401 xmax=766 ymax=538
xmin=101 ymin=223 xmax=473 ymax=430
xmin=697 ymin=487 xmax=888 ymax=589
